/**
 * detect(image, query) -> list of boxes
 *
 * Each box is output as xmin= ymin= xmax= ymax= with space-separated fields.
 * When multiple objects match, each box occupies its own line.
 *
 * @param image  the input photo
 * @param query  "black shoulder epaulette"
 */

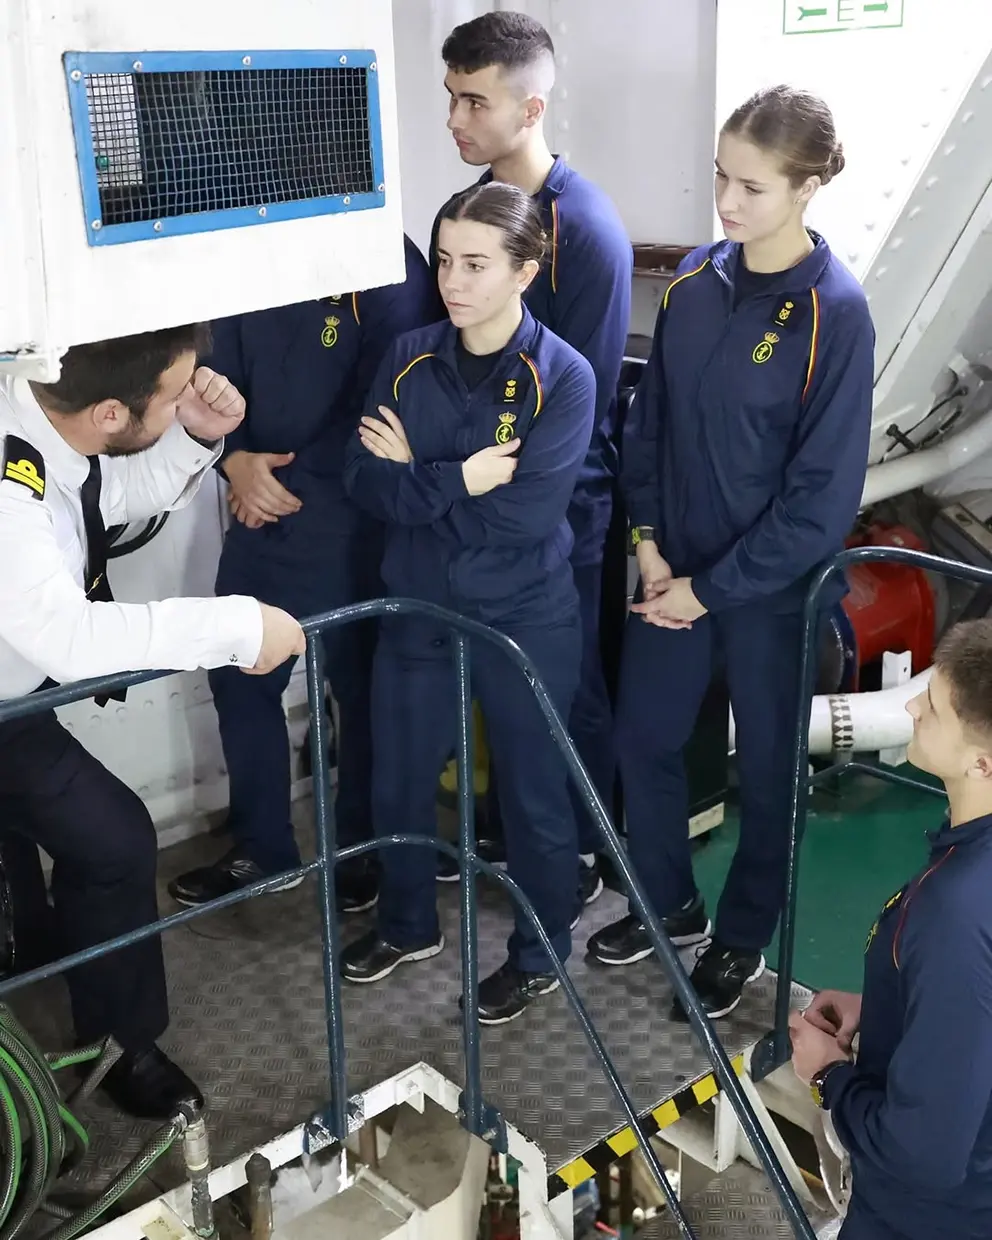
xmin=1 ymin=435 xmax=46 ymax=500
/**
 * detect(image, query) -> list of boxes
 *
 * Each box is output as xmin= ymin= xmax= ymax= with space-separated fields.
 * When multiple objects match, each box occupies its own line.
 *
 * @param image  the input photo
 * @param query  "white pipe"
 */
xmin=862 ymin=409 xmax=992 ymax=506
xmin=728 ymin=667 xmax=931 ymax=756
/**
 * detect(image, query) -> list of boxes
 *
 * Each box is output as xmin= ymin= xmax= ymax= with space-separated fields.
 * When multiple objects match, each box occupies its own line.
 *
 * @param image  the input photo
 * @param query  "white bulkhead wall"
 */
xmin=59 ymin=0 xmax=992 ymax=835
xmin=714 ymin=1 xmax=992 ymax=467
xmin=393 ymin=0 xmax=720 ymax=336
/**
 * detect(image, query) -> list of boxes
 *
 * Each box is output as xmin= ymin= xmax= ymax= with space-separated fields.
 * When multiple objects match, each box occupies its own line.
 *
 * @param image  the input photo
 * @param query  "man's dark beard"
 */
xmin=104 ymin=421 xmax=163 ymax=457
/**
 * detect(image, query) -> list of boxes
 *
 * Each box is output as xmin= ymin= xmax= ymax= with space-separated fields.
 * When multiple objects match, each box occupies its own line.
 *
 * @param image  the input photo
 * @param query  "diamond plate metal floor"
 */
xmin=640 ymin=1163 xmax=838 ymax=1239
xmin=13 ymin=825 xmax=790 ymax=1202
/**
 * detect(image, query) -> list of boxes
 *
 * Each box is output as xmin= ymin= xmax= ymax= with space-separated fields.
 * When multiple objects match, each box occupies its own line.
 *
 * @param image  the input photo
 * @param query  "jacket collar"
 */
xmin=478 ymin=154 xmax=570 ymax=204
xmin=709 ymin=230 xmax=832 ymax=295
xmin=6 ymin=378 xmax=90 ymax=490
xmin=434 ymin=303 xmax=541 ymax=373
xmin=928 ymin=810 xmax=992 ymax=853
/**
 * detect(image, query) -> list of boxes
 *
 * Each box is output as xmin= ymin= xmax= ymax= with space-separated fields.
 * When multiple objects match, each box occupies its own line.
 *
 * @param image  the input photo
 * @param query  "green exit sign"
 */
xmin=783 ymin=0 xmax=905 ymax=35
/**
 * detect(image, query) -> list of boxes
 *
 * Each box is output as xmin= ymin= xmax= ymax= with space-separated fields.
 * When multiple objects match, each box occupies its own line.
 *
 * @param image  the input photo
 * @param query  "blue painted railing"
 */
xmin=766 ymin=545 xmax=991 ymax=1073
xmin=0 ymin=599 xmax=815 ymax=1239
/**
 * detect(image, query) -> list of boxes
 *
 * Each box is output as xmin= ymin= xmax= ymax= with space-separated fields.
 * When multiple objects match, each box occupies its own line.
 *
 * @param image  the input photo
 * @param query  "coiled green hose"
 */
xmin=0 ymin=1005 xmax=183 ymax=1240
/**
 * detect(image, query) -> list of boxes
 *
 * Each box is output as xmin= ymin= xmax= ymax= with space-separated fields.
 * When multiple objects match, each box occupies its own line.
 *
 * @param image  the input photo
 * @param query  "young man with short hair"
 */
xmin=790 ymin=619 xmax=992 ymax=1240
xmin=434 ymin=12 xmax=633 ymax=898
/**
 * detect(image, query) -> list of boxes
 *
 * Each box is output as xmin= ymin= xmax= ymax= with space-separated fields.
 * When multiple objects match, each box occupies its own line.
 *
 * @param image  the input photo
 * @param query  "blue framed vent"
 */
xmin=63 ymin=50 xmax=386 ymax=246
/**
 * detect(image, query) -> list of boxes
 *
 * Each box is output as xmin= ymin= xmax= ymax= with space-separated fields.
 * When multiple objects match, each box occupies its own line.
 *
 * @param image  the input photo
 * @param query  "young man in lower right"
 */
xmin=790 ymin=619 xmax=992 ymax=1240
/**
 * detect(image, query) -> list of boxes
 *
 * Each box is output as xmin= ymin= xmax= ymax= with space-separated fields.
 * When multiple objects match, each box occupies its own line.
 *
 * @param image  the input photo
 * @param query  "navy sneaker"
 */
xmin=340 ymin=929 xmax=444 ymax=984
xmin=586 ymin=895 xmax=712 ymax=966
xmin=672 ymin=939 xmax=766 ymax=1020
xmin=168 ymin=852 xmax=304 ymax=907
xmin=461 ymin=961 xmax=559 ymax=1025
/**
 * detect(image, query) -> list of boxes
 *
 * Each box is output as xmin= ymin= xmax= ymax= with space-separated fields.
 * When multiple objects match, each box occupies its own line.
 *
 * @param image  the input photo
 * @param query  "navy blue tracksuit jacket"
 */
xmin=209 ymin=233 xmax=443 ymax=547
xmin=433 ymin=157 xmax=632 ymax=566
xmin=825 ymin=814 xmax=992 ymax=1240
xmin=623 ymin=233 xmax=875 ymax=612
xmin=342 ymin=306 xmax=596 ymax=627
xmin=342 ymin=308 xmax=595 ymax=971
xmin=201 ymin=235 xmax=441 ymax=874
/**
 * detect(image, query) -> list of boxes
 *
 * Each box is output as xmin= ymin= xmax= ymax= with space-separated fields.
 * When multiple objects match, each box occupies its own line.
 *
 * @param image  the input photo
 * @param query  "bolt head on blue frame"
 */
xmin=62 ymin=50 xmax=387 ymax=247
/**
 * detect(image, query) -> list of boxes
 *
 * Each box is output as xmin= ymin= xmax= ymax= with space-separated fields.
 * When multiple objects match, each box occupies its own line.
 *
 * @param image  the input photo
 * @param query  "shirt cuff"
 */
xmin=214 ymin=595 xmax=264 ymax=669
xmin=165 ymin=423 xmax=223 ymax=475
xmin=623 ymin=496 xmax=657 ymax=528
xmin=690 ymin=573 xmax=727 ymax=614
xmin=821 ymin=1060 xmax=857 ymax=1111
xmin=431 ymin=460 xmax=469 ymax=501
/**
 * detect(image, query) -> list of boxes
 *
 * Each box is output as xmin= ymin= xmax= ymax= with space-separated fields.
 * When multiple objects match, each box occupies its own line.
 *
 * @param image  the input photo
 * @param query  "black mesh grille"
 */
xmin=82 ymin=67 xmax=375 ymax=227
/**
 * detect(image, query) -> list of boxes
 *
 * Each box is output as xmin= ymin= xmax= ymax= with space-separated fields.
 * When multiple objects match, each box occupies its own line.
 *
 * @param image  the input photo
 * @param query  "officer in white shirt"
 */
xmin=0 ymin=323 xmax=305 ymax=1120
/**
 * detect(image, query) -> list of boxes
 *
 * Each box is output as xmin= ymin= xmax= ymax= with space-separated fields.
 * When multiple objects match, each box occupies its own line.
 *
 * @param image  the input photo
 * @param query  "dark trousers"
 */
xmin=374 ymin=615 xmax=581 ymax=973
xmin=567 ymin=561 xmax=616 ymax=853
xmin=209 ymin=530 xmax=378 ymax=875
xmin=0 ymin=711 xmax=168 ymax=1050
xmin=485 ymin=561 xmax=614 ymax=855
xmin=616 ymin=604 xmax=808 ymax=951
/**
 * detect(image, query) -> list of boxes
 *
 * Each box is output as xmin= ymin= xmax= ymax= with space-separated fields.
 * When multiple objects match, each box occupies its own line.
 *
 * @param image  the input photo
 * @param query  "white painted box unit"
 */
xmin=0 ymin=0 xmax=404 ymax=380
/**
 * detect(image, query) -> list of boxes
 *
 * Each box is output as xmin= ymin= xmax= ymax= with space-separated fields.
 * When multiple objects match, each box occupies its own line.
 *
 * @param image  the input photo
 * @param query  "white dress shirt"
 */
xmin=0 ymin=376 xmax=263 ymax=699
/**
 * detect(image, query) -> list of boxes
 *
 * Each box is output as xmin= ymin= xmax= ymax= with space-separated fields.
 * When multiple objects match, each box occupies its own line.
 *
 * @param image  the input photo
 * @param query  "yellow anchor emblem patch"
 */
xmin=321 ymin=316 xmax=341 ymax=348
xmin=752 ymin=331 xmax=780 ymax=364
xmin=495 ymin=411 xmax=517 ymax=445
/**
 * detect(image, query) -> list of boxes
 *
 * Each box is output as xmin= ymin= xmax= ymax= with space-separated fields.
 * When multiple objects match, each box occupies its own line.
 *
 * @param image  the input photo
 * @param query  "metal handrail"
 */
xmin=770 ymin=544 xmax=992 ymax=1070
xmin=0 ymin=597 xmax=815 ymax=1239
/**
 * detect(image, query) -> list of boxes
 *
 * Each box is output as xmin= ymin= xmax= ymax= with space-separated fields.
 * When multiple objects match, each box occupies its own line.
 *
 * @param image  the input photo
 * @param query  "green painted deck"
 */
xmin=694 ymin=769 xmax=946 ymax=993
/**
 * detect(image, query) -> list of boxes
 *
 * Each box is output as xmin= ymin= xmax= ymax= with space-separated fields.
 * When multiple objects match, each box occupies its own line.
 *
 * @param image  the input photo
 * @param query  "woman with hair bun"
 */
xmin=341 ymin=181 xmax=595 ymax=1024
xmin=590 ymin=87 xmax=875 ymax=1019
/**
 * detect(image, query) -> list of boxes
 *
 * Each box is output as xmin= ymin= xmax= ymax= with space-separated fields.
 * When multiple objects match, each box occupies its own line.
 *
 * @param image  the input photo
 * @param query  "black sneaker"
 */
xmin=168 ymin=852 xmax=305 ymax=907
xmin=579 ymin=857 xmax=604 ymax=905
xmin=673 ymin=939 xmax=766 ymax=1020
xmin=586 ymin=896 xmax=712 ymax=966
xmin=101 ymin=1046 xmax=204 ymax=1121
xmin=337 ymin=868 xmax=378 ymax=915
xmin=340 ymin=929 xmax=444 ymax=983
xmin=436 ymin=838 xmax=506 ymax=882
xmin=461 ymin=960 xmax=559 ymax=1025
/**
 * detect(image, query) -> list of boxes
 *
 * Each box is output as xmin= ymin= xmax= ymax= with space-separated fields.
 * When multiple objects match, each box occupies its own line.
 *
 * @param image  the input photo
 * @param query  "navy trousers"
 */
xmin=374 ymin=614 xmax=581 ymax=973
xmin=209 ymin=526 xmax=378 ymax=875
xmin=0 ymin=712 xmax=168 ymax=1050
xmin=615 ymin=603 xmax=808 ymax=952
xmin=568 ymin=561 xmax=616 ymax=853
xmin=485 ymin=561 xmax=614 ymax=855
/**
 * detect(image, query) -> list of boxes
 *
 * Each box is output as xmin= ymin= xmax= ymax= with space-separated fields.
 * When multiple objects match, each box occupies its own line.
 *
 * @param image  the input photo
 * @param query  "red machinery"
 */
xmin=839 ymin=524 xmax=936 ymax=691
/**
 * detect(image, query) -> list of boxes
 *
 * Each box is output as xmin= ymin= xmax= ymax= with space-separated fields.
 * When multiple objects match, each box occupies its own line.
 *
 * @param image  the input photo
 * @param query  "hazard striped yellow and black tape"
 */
xmin=547 ymin=1053 xmax=746 ymax=1198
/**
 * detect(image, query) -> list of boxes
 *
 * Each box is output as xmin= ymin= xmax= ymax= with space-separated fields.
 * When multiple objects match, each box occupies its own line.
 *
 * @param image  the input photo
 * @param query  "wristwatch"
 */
xmin=629 ymin=524 xmax=655 ymax=549
xmin=809 ymin=1060 xmax=849 ymax=1110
